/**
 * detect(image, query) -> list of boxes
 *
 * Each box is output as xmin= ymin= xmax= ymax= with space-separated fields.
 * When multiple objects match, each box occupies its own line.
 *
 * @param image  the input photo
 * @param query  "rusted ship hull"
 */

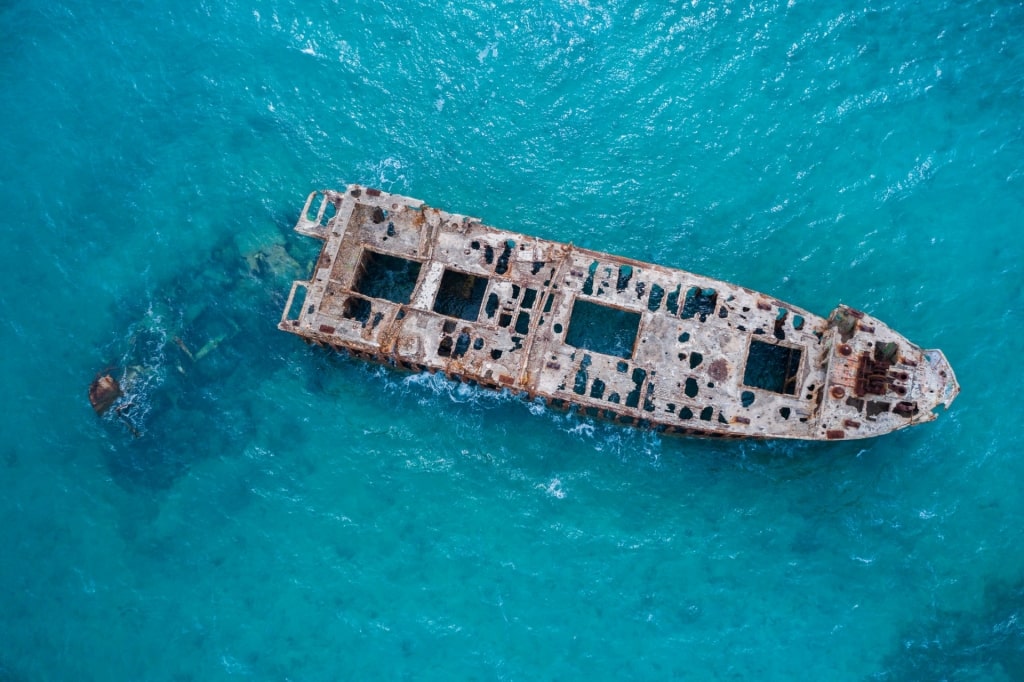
xmin=280 ymin=186 xmax=959 ymax=441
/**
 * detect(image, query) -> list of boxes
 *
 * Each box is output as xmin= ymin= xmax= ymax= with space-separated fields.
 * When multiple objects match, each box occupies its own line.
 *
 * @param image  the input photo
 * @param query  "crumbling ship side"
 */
xmin=279 ymin=186 xmax=959 ymax=441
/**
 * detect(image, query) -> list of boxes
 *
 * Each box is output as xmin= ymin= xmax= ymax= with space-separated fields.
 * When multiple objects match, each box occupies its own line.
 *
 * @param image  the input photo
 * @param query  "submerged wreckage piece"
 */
xmin=279 ymin=186 xmax=959 ymax=441
xmin=89 ymin=374 xmax=123 ymax=415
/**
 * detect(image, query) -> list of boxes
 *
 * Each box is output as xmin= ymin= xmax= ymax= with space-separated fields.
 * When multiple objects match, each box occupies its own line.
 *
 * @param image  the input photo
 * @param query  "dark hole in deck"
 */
xmin=433 ymin=269 xmax=489 ymax=321
xmin=494 ymin=240 xmax=514 ymax=275
xmin=666 ymin=285 xmax=681 ymax=315
xmin=342 ymin=296 xmax=372 ymax=324
xmin=742 ymin=338 xmax=802 ymax=395
xmin=485 ymin=293 xmax=500 ymax=319
xmin=437 ymin=336 xmax=453 ymax=357
xmin=866 ymin=400 xmax=891 ymax=419
xmin=773 ymin=309 xmax=787 ymax=340
xmin=573 ymin=354 xmax=592 ymax=395
xmin=515 ymin=312 xmax=531 ymax=335
xmin=564 ymin=299 xmax=641 ymax=359
xmin=647 ymin=284 xmax=665 ymax=312
xmin=682 ymin=287 xmax=718 ymax=321
xmin=582 ymin=261 xmax=598 ymax=296
xmin=453 ymin=331 xmax=472 ymax=358
xmin=616 ymin=265 xmax=633 ymax=292
xmin=624 ymin=367 xmax=647 ymax=408
xmin=643 ymin=382 xmax=656 ymax=412
xmin=353 ymin=250 xmax=422 ymax=303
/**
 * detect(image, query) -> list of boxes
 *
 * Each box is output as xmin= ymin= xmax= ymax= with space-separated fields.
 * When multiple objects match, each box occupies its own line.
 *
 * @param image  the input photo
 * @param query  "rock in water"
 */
xmin=89 ymin=374 xmax=122 ymax=414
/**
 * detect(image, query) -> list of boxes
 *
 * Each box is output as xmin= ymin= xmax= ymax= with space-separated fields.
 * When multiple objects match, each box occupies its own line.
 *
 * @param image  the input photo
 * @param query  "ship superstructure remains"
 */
xmin=280 ymin=186 xmax=958 ymax=440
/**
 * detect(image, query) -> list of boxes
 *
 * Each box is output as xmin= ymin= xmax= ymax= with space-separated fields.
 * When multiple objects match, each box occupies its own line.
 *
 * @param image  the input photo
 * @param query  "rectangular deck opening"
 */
xmin=564 ymin=299 xmax=641 ymax=359
xmin=352 ymin=250 xmax=422 ymax=304
xmin=742 ymin=338 xmax=802 ymax=395
xmin=433 ymin=269 xmax=489 ymax=321
xmin=283 ymin=283 xmax=308 ymax=322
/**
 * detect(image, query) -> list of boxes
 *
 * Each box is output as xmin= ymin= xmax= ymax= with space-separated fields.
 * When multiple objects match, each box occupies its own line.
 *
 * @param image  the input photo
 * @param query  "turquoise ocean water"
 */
xmin=1 ymin=0 xmax=1022 ymax=679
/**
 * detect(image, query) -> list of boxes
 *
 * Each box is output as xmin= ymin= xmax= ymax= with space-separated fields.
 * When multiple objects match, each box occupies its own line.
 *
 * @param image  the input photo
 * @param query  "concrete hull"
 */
xmin=280 ymin=186 xmax=959 ymax=441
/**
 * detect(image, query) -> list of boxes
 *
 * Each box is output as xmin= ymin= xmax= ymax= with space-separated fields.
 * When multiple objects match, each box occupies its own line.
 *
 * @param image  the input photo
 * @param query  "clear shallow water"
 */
xmin=1 ymin=0 xmax=1022 ymax=679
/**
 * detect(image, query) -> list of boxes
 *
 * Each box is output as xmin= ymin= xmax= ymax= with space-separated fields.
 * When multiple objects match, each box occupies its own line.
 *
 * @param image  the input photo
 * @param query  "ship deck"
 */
xmin=280 ymin=186 xmax=958 ymax=441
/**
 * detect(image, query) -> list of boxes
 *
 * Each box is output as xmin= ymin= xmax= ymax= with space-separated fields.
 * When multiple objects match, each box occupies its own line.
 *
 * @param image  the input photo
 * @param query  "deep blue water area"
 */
xmin=1 ymin=0 xmax=1022 ymax=679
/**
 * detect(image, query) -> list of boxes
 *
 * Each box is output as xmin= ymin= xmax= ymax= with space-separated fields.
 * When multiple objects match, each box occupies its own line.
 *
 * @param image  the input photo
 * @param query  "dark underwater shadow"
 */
xmin=94 ymin=224 xmax=321 ymax=492
xmin=875 ymin=577 xmax=1024 ymax=681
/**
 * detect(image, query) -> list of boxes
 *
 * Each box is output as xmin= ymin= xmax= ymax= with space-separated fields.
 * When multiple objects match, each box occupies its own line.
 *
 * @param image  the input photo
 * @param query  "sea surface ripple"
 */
xmin=1 ymin=0 xmax=1022 ymax=679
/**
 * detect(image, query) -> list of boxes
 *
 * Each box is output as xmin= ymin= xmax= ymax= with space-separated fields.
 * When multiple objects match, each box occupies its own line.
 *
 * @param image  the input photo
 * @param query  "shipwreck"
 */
xmin=279 ymin=186 xmax=959 ymax=440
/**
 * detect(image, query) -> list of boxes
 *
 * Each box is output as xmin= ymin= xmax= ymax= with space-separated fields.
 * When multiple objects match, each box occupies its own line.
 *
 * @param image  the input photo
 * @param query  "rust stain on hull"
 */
xmin=279 ymin=186 xmax=960 ymax=441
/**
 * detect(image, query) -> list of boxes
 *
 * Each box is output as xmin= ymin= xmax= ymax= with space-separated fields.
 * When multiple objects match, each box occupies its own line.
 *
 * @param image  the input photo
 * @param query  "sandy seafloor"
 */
xmin=1 ymin=0 xmax=1022 ymax=679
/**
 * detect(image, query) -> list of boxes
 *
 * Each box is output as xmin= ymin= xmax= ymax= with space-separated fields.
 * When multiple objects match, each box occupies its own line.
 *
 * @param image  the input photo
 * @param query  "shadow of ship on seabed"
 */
xmin=88 ymin=226 xmax=315 ymax=490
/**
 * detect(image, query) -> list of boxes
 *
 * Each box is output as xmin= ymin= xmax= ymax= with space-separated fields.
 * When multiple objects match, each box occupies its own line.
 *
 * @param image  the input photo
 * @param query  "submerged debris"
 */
xmin=89 ymin=230 xmax=311 ymax=437
xmin=279 ymin=186 xmax=959 ymax=441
